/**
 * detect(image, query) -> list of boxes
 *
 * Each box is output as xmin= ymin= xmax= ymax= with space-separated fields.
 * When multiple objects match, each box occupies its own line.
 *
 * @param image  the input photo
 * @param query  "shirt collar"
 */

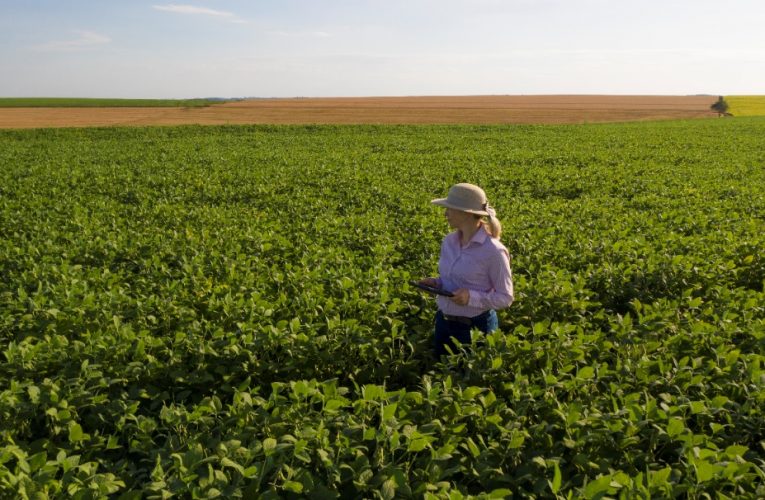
xmin=458 ymin=225 xmax=488 ymax=247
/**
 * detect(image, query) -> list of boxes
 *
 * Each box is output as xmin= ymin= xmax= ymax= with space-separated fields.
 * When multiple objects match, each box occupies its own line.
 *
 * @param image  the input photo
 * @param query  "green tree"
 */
xmin=711 ymin=96 xmax=729 ymax=114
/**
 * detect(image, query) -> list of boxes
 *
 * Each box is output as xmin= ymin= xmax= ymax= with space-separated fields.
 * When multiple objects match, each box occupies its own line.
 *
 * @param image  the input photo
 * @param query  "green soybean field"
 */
xmin=1 ymin=118 xmax=764 ymax=499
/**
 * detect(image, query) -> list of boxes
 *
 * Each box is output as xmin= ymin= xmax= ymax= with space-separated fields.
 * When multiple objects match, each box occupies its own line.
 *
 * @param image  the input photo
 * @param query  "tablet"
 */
xmin=409 ymin=280 xmax=454 ymax=297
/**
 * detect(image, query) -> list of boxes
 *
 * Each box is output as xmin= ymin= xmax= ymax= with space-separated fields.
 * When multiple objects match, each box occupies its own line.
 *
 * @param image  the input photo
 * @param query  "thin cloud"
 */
xmin=35 ymin=30 xmax=111 ymax=51
xmin=268 ymin=30 xmax=331 ymax=38
xmin=152 ymin=4 xmax=248 ymax=23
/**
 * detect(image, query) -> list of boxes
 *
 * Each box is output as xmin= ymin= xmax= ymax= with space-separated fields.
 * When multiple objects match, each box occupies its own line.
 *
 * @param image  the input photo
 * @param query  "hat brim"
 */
xmin=431 ymin=198 xmax=488 ymax=215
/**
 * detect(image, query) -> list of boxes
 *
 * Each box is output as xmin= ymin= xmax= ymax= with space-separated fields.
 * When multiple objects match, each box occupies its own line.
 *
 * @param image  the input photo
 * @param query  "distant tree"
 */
xmin=711 ymin=96 xmax=729 ymax=114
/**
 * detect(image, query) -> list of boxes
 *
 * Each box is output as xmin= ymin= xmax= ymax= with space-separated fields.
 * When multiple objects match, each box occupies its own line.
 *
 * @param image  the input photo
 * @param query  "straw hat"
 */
xmin=431 ymin=183 xmax=491 ymax=216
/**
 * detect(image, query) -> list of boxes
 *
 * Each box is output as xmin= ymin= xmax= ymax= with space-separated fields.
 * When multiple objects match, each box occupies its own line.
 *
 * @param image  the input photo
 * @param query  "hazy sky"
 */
xmin=1 ymin=0 xmax=763 ymax=98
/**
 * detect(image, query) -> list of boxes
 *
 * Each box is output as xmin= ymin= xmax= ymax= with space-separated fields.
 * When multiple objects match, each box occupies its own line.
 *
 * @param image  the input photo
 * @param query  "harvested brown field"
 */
xmin=0 ymin=95 xmax=719 ymax=129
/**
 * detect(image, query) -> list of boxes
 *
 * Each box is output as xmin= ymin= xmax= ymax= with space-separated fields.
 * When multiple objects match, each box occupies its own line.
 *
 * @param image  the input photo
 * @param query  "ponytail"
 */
xmin=483 ymin=215 xmax=502 ymax=239
xmin=482 ymin=202 xmax=502 ymax=239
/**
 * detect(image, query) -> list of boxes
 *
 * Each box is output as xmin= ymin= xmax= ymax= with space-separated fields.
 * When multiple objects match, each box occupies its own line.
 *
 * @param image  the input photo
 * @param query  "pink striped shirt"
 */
xmin=435 ymin=226 xmax=514 ymax=317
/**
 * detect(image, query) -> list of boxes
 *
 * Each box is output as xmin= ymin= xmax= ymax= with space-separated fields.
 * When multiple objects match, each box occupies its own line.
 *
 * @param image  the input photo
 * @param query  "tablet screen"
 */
xmin=409 ymin=280 xmax=454 ymax=297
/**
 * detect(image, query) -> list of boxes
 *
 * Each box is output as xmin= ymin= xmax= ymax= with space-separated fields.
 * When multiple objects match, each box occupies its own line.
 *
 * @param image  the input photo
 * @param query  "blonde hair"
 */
xmin=474 ymin=213 xmax=502 ymax=239
xmin=483 ymin=215 xmax=502 ymax=240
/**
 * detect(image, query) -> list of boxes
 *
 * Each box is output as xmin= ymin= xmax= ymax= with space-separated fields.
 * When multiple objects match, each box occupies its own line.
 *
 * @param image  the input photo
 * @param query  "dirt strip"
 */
xmin=0 ymin=95 xmax=719 ymax=129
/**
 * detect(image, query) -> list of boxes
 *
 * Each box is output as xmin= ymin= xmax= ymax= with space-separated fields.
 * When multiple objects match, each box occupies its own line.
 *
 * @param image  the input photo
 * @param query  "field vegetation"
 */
xmin=1 ymin=118 xmax=764 ymax=498
xmin=725 ymin=96 xmax=765 ymax=117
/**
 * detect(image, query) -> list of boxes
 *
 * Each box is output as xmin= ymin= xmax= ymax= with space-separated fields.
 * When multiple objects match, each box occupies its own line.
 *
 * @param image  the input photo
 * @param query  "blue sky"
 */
xmin=1 ymin=0 xmax=763 ymax=98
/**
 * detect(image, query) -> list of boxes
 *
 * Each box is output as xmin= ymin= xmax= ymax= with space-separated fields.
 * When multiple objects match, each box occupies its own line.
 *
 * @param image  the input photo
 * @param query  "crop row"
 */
xmin=1 ymin=119 xmax=764 ymax=497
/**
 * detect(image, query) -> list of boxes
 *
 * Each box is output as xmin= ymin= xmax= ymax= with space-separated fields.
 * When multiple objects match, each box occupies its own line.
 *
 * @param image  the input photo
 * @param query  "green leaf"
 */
xmin=695 ymin=460 xmax=722 ymax=482
xmin=381 ymin=478 xmax=397 ymax=500
xmin=649 ymin=466 xmax=672 ymax=487
xmin=242 ymin=466 xmax=259 ymax=478
xmin=262 ymin=438 xmax=277 ymax=456
xmin=487 ymin=489 xmax=513 ymax=499
xmin=68 ymin=423 xmax=84 ymax=443
xmin=324 ymin=399 xmax=344 ymax=412
xmin=724 ymin=445 xmax=749 ymax=458
xmin=220 ymin=457 xmax=244 ymax=474
xmin=583 ymin=475 xmax=612 ymax=498
xmin=408 ymin=436 xmax=433 ymax=452
xmin=689 ymin=401 xmax=706 ymax=414
xmin=362 ymin=384 xmax=385 ymax=401
xmin=107 ymin=435 xmax=121 ymax=450
xmin=666 ymin=418 xmax=684 ymax=438
xmin=27 ymin=385 xmax=40 ymax=404
xmin=507 ymin=433 xmax=525 ymax=449
xmin=28 ymin=451 xmax=47 ymax=472
xmin=710 ymin=396 xmax=729 ymax=409
xmin=551 ymin=462 xmax=562 ymax=494
xmin=462 ymin=386 xmax=483 ymax=400
xmin=465 ymin=438 xmax=480 ymax=458
xmin=382 ymin=402 xmax=397 ymax=421
xmin=283 ymin=480 xmax=303 ymax=493
xmin=289 ymin=317 xmax=301 ymax=333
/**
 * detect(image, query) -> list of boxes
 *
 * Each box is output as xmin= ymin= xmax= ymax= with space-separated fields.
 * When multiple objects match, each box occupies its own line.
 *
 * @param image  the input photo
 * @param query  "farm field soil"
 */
xmin=0 ymin=95 xmax=719 ymax=128
xmin=0 ymin=98 xmax=226 ymax=108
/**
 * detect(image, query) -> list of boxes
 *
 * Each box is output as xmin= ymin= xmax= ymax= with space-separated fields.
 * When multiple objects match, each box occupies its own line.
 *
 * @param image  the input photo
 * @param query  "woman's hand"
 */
xmin=450 ymin=288 xmax=470 ymax=306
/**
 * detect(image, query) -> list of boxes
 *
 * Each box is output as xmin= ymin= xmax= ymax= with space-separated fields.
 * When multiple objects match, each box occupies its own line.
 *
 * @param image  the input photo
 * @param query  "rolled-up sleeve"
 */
xmin=467 ymin=249 xmax=514 ymax=310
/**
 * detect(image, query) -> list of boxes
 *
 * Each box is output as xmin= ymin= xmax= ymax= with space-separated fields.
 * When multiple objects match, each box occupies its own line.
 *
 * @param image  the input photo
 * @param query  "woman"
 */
xmin=419 ymin=183 xmax=514 ymax=357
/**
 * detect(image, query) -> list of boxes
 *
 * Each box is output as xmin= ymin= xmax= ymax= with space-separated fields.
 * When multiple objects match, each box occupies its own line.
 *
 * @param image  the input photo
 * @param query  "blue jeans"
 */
xmin=434 ymin=310 xmax=498 ymax=357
